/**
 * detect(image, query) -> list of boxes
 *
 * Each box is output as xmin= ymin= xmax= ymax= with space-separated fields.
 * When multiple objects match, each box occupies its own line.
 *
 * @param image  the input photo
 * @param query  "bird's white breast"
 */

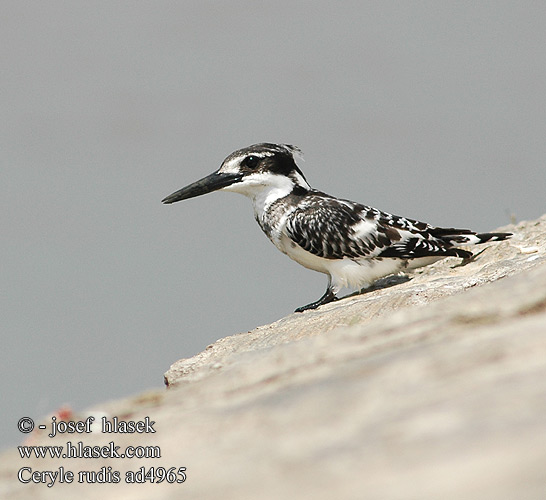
xmin=278 ymin=234 xmax=404 ymax=292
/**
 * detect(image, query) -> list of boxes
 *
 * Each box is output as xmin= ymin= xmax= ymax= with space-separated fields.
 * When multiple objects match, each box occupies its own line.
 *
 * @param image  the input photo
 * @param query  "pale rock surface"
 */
xmin=1 ymin=215 xmax=546 ymax=499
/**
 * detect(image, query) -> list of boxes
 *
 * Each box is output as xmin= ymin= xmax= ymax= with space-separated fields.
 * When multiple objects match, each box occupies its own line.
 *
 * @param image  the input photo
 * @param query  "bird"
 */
xmin=162 ymin=143 xmax=512 ymax=312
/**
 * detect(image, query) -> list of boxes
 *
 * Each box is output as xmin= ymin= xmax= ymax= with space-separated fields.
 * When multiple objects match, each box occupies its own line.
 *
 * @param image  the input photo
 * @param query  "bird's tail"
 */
xmin=438 ymin=230 xmax=512 ymax=246
xmin=474 ymin=232 xmax=512 ymax=243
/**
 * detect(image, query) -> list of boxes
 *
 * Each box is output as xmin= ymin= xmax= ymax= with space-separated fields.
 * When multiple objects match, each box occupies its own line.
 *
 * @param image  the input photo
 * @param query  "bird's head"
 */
xmin=162 ymin=143 xmax=310 ymax=204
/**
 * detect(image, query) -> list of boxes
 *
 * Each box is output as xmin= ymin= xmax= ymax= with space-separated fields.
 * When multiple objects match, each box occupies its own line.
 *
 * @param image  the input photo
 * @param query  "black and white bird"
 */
xmin=162 ymin=143 xmax=511 ymax=312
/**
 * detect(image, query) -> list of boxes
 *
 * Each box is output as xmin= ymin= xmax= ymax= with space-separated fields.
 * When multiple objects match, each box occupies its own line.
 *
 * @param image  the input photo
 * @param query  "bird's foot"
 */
xmin=295 ymin=288 xmax=338 ymax=313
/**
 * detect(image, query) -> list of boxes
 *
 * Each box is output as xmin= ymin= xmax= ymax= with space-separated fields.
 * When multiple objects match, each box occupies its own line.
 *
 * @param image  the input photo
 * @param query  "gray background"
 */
xmin=2 ymin=1 xmax=545 ymax=448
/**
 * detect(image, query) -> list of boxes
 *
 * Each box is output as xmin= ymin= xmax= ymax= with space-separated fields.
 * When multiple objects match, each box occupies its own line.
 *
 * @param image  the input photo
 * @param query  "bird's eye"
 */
xmin=242 ymin=155 xmax=259 ymax=169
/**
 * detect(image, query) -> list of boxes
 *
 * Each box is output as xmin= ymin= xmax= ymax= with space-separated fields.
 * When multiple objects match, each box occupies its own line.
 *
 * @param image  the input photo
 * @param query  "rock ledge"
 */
xmin=2 ymin=215 xmax=546 ymax=500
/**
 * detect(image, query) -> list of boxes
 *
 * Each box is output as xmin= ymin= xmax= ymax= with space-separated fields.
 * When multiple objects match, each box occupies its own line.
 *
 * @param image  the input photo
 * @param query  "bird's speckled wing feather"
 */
xmin=285 ymin=191 xmax=474 ymax=260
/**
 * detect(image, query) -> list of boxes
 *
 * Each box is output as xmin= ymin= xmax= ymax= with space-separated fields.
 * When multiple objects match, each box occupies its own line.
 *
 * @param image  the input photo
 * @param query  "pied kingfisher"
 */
xmin=162 ymin=143 xmax=511 ymax=312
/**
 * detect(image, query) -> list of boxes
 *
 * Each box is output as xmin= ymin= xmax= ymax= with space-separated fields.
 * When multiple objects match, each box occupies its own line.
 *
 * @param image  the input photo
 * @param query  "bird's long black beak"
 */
xmin=162 ymin=171 xmax=243 ymax=204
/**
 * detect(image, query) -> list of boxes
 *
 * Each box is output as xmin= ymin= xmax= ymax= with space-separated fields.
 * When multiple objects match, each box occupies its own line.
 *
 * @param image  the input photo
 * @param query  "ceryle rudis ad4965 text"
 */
xmin=162 ymin=143 xmax=511 ymax=312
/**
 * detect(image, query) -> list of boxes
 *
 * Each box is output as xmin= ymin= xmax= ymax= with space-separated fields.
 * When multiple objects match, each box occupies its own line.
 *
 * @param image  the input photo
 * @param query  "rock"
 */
xmin=164 ymin=215 xmax=545 ymax=386
xmin=2 ymin=215 xmax=546 ymax=500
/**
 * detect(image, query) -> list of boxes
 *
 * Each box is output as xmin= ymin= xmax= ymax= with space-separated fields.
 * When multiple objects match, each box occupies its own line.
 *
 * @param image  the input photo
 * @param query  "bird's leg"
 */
xmin=295 ymin=280 xmax=338 ymax=313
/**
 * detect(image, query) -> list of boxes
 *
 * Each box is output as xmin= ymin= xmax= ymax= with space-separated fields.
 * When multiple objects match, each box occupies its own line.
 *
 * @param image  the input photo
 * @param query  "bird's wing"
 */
xmin=285 ymin=193 xmax=473 ymax=260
